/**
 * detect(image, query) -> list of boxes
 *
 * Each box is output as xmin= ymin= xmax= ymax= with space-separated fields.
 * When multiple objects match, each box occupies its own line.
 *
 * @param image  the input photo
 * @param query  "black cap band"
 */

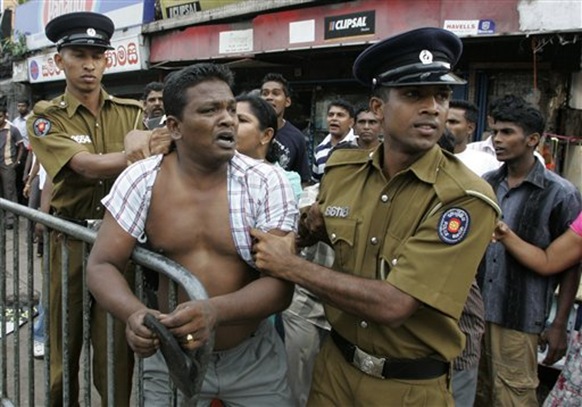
xmin=56 ymin=31 xmax=114 ymax=51
xmin=374 ymin=61 xmax=465 ymax=87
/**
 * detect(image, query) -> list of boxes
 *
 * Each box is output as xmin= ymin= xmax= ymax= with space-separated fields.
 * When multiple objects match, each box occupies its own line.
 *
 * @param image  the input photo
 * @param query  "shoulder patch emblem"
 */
xmin=32 ymin=118 xmax=51 ymax=137
xmin=438 ymin=207 xmax=470 ymax=245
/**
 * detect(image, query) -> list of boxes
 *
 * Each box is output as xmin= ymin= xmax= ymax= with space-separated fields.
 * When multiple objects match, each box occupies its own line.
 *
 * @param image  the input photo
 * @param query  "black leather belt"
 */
xmin=60 ymin=217 xmax=88 ymax=227
xmin=56 ymin=216 xmax=101 ymax=230
xmin=331 ymin=329 xmax=449 ymax=380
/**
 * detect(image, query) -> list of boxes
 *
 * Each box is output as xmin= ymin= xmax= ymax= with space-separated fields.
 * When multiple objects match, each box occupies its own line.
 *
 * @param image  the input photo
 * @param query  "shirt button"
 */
xmin=96 ymin=206 xmax=101 ymax=211
xmin=360 ymin=320 xmax=368 ymax=328
xmin=98 ymin=180 xmax=103 ymax=185
xmin=330 ymin=233 xmax=337 ymax=240
xmin=370 ymin=237 xmax=378 ymax=245
xmin=381 ymin=194 xmax=388 ymax=203
xmin=392 ymin=258 xmax=398 ymax=266
xmin=95 ymin=123 xmax=100 ymax=127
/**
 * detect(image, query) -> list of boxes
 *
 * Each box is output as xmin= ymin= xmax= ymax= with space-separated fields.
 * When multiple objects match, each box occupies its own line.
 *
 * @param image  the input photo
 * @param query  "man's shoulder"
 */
xmin=438 ymin=154 xmax=500 ymax=213
xmin=32 ymin=97 xmax=64 ymax=117
xmin=315 ymin=134 xmax=332 ymax=150
xmin=281 ymin=121 xmax=304 ymax=136
xmin=543 ymin=167 xmax=580 ymax=197
xmin=325 ymin=147 xmax=370 ymax=169
xmin=231 ymin=153 xmax=284 ymax=180
xmin=278 ymin=121 xmax=305 ymax=145
xmin=107 ymin=95 xmax=143 ymax=110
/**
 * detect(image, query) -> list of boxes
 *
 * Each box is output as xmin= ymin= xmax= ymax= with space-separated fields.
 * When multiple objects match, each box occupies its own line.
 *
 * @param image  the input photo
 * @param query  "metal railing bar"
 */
xmin=0 ymin=198 xmax=213 ymax=404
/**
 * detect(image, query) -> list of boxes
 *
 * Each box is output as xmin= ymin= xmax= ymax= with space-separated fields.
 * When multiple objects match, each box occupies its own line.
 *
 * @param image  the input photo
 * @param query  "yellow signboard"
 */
xmin=159 ymin=0 xmax=244 ymax=19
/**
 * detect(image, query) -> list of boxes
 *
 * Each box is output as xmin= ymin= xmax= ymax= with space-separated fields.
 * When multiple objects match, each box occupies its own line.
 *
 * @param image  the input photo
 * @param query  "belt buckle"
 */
xmin=352 ymin=346 xmax=385 ymax=379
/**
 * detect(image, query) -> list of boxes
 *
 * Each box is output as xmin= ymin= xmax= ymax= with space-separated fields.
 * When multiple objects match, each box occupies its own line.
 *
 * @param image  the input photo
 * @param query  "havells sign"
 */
xmin=324 ymin=10 xmax=375 ymax=40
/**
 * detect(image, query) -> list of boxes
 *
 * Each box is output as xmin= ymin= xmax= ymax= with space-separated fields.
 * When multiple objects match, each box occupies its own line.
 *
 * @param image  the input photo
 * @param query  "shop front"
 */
xmin=147 ymin=0 xmax=582 ymax=152
xmin=12 ymin=0 xmax=159 ymax=100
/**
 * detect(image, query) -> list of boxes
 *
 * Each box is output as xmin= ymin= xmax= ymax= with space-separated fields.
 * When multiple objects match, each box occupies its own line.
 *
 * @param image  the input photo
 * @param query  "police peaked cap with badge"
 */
xmin=353 ymin=27 xmax=466 ymax=88
xmin=45 ymin=12 xmax=114 ymax=51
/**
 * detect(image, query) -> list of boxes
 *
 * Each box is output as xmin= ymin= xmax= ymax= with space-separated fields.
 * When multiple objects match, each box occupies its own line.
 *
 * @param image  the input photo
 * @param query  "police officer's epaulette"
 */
xmin=107 ymin=95 xmax=143 ymax=109
xmin=325 ymin=148 xmax=371 ymax=169
xmin=32 ymin=99 xmax=60 ymax=115
xmin=432 ymin=156 xmax=501 ymax=216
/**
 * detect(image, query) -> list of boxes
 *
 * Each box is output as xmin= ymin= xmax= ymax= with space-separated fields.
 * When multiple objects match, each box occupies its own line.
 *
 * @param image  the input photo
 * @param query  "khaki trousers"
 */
xmin=475 ymin=322 xmax=539 ymax=407
xmin=308 ymin=337 xmax=453 ymax=406
xmin=48 ymin=234 xmax=134 ymax=406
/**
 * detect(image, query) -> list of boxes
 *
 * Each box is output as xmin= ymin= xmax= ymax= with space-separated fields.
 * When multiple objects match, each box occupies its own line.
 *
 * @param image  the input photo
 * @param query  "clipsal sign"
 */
xmin=27 ymin=36 xmax=144 ymax=83
xmin=324 ymin=10 xmax=375 ymax=40
xmin=42 ymin=0 xmax=96 ymax=28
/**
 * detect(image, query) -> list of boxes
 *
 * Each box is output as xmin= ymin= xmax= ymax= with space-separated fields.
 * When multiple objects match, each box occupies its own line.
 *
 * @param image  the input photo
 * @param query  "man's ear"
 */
xmin=370 ymin=97 xmax=384 ymax=121
xmin=165 ymin=116 xmax=182 ymax=140
xmin=467 ymin=121 xmax=476 ymax=137
xmin=527 ymin=132 xmax=541 ymax=148
xmin=285 ymin=96 xmax=291 ymax=109
xmin=55 ymin=53 xmax=63 ymax=69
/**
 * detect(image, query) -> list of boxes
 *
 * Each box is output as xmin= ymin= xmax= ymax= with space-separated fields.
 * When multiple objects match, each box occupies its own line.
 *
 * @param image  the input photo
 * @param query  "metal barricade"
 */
xmin=0 ymin=198 xmax=211 ymax=406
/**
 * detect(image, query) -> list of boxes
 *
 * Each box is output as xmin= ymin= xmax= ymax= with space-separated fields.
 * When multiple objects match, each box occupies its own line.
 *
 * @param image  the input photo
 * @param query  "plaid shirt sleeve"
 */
xmin=254 ymin=164 xmax=299 ymax=233
xmin=102 ymin=155 xmax=160 ymax=238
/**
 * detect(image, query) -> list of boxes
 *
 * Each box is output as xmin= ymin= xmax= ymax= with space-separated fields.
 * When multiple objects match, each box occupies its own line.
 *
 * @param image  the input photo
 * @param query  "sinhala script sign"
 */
xmin=27 ymin=36 xmax=144 ymax=83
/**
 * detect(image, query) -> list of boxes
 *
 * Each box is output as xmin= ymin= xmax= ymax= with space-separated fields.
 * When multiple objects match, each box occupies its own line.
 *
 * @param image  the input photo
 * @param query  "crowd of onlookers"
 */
xmin=5 ymin=11 xmax=582 ymax=407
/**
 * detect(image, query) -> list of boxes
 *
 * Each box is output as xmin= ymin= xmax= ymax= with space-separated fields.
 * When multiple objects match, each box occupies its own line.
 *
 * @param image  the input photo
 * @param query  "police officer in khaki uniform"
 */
xmin=28 ymin=12 xmax=144 ymax=406
xmin=251 ymin=28 xmax=501 ymax=405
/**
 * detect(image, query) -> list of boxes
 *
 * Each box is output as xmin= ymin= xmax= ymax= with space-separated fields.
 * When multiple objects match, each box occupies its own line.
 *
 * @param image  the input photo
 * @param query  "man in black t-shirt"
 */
xmin=260 ymin=73 xmax=310 ymax=183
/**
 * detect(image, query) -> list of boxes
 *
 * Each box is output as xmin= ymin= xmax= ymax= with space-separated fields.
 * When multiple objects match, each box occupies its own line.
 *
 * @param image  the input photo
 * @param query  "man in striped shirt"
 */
xmin=311 ymin=99 xmax=356 ymax=182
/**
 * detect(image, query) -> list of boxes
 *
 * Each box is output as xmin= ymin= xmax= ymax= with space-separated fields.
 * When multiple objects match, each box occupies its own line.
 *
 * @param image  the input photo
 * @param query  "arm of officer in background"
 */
xmin=34 ymin=178 xmax=53 ymax=242
xmin=23 ymin=155 xmax=40 ymax=199
xmin=495 ymin=220 xmax=582 ymax=275
xmin=251 ymin=229 xmax=420 ymax=327
xmin=15 ymin=141 xmax=24 ymax=166
xmin=124 ymin=127 xmax=173 ymax=164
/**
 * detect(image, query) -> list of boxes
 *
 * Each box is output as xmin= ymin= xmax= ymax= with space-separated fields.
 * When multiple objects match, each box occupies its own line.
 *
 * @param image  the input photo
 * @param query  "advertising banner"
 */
xmin=14 ymin=0 xmax=154 ymax=51
xmin=158 ymin=0 xmax=242 ymax=19
xmin=27 ymin=34 xmax=146 ymax=83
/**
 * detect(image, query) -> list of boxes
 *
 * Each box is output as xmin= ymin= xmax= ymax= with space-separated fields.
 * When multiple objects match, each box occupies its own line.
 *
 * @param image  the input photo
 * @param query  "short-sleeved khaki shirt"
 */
xmin=318 ymin=145 xmax=500 ymax=362
xmin=28 ymin=88 xmax=144 ymax=220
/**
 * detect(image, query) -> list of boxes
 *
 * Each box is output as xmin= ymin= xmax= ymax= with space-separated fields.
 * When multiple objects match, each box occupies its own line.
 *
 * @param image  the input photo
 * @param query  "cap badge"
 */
xmin=87 ymin=28 xmax=97 ymax=37
xmin=419 ymin=50 xmax=433 ymax=65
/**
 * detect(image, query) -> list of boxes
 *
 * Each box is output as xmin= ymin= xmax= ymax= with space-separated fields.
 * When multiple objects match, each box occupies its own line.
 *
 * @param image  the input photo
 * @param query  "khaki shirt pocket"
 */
xmin=326 ymin=217 xmax=358 ymax=273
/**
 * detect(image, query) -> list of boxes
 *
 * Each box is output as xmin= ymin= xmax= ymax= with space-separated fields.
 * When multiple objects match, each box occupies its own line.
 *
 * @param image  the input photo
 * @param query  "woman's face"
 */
xmin=236 ymin=101 xmax=269 ymax=160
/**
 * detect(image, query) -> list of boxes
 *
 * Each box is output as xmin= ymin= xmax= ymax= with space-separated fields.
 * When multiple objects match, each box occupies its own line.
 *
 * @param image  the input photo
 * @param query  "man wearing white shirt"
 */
xmin=12 ymin=98 xmax=31 ymax=202
xmin=466 ymin=99 xmax=546 ymax=167
xmin=447 ymin=100 xmax=500 ymax=176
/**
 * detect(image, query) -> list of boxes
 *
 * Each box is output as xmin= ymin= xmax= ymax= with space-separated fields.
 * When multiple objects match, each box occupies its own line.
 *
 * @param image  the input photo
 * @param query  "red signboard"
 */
xmin=150 ymin=0 xmax=521 ymax=63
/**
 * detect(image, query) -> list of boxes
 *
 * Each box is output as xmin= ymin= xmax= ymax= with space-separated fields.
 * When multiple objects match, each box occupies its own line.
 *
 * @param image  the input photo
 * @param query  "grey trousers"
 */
xmin=452 ymin=366 xmax=479 ymax=407
xmin=143 ymin=320 xmax=293 ymax=406
xmin=282 ymin=310 xmax=329 ymax=407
